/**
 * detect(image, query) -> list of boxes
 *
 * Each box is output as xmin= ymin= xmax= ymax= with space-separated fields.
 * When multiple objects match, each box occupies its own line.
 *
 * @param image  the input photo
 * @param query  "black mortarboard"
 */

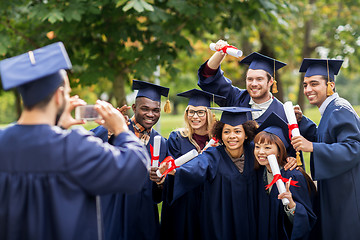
xmin=177 ymin=89 xmax=226 ymax=107
xmin=209 ymin=107 xmax=260 ymax=126
xmin=0 ymin=42 xmax=72 ymax=107
xmin=240 ymin=52 xmax=286 ymax=77
xmin=257 ymin=112 xmax=290 ymax=148
xmin=132 ymin=80 xmax=169 ymax=102
xmin=299 ymin=58 xmax=343 ymax=81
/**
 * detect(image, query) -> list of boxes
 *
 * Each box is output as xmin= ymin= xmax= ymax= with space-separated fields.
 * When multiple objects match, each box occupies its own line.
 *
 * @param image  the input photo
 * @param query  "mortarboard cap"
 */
xmin=299 ymin=58 xmax=343 ymax=81
xmin=209 ymin=106 xmax=260 ymax=126
xmin=256 ymin=112 xmax=290 ymax=148
xmin=0 ymin=42 xmax=72 ymax=107
xmin=132 ymin=79 xmax=169 ymax=102
xmin=240 ymin=52 xmax=286 ymax=77
xmin=177 ymin=89 xmax=226 ymax=107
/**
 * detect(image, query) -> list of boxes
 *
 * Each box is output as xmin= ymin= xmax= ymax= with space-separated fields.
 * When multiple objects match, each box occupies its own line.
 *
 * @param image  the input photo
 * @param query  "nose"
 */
xmin=304 ymin=85 xmax=312 ymax=94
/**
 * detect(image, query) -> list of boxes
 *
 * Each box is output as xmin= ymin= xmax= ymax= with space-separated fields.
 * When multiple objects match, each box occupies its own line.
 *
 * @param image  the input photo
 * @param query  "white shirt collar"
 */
xmin=319 ymin=92 xmax=339 ymax=116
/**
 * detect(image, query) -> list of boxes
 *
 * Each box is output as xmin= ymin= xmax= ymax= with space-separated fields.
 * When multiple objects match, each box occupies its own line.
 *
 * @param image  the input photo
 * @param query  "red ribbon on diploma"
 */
xmin=150 ymin=144 xmax=159 ymax=166
xmin=265 ymin=174 xmax=299 ymax=190
xmin=288 ymin=123 xmax=299 ymax=140
xmin=159 ymin=156 xmax=179 ymax=178
xmin=219 ymin=45 xmax=238 ymax=54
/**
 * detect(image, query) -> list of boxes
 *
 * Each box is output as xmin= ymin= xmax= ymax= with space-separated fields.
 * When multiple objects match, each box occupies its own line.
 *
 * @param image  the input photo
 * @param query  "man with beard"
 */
xmin=292 ymin=58 xmax=360 ymax=240
xmin=92 ymin=80 xmax=169 ymax=240
xmin=0 ymin=42 xmax=150 ymax=240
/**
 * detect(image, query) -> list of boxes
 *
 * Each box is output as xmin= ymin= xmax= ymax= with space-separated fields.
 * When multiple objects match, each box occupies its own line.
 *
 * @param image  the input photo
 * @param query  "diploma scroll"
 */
xmin=209 ymin=43 xmax=243 ymax=58
xmin=202 ymin=137 xmax=218 ymax=152
xmin=284 ymin=101 xmax=302 ymax=166
xmin=284 ymin=101 xmax=300 ymax=137
xmin=151 ymin=135 xmax=161 ymax=167
xmin=267 ymin=154 xmax=290 ymax=206
xmin=156 ymin=149 xmax=199 ymax=178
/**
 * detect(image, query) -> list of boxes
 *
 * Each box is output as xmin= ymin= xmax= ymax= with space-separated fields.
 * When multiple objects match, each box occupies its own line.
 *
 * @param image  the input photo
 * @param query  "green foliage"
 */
xmin=0 ymin=91 xmax=17 ymax=124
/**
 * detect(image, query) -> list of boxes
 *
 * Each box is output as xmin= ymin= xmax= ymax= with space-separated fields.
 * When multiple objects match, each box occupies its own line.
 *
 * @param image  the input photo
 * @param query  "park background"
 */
xmin=1 ymin=0 xmax=360 ymax=171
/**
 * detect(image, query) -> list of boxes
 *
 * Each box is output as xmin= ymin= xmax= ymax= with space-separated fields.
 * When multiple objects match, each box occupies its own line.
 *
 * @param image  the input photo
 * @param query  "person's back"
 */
xmin=0 ymin=42 xmax=150 ymax=240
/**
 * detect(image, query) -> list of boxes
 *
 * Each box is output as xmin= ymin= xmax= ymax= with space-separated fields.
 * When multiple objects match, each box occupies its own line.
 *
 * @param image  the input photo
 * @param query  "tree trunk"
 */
xmin=113 ymin=72 xmax=128 ymax=107
xmin=298 ymin=0 xmax=316 ymax=110
xmin=14 ymin=90 xmax=22 ymax=118
xmin=259 ymin=31 xmax=284 ymax=102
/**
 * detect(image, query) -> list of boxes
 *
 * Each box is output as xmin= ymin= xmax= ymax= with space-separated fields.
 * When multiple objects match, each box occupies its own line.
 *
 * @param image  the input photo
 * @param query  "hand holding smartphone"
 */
xmin=75 ymin=105 xmax=101 ymax=121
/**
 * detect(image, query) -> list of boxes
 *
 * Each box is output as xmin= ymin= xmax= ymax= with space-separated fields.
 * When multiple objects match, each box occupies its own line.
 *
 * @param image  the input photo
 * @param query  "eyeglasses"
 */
xmin=187 ymin=109 xmax=206 ymax=117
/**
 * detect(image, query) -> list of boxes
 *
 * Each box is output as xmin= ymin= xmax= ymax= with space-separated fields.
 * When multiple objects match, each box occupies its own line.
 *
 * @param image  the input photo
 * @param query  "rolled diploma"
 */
xmin=267 ymin=154 xmax=290 ymax=206
xmin=152 ymin=136 xmax=161 ymax=167
xmin=156 ymin=149 xmax=199 ymax=177
xmin=284 ymin=101 xmax=300 ymax=137
xmin=203 ymin=138 xmax=217 ymax=151
xmin=209 ymin=43 xmax=243 ymax=58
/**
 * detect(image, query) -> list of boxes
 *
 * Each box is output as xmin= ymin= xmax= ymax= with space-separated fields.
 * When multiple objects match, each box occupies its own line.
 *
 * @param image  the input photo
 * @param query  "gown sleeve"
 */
xmin=312 ymin=107 xmax=360 ymax=180
xmin=197 ymin=61 xmax=244 ymax=107
xmin=66 ymin=129 xmax=150 ymax=195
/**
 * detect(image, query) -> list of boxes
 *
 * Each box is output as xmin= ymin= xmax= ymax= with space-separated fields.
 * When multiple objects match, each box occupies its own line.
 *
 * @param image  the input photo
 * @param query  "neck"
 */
xmin=17 ymin=108 xmax=56 ymax=126
xmin=265 ymin=164 xmax=272 ymax=173
xmin=227 ymin=145 xmax=244 ymax=159
xmin=193 ymin=126 xmax=208 ymax=136
xmin=252 ymin=92 xmax=271 ymax=104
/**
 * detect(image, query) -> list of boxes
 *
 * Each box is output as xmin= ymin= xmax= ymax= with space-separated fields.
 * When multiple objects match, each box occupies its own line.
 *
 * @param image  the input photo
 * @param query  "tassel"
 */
xmin=212 ymin=113 xmax=216 ymax=122
xmin=327 ymin=81 xmax=334 ymax=96
xmin=164 ymin=99 xmax=171 ymax=113
xmin=272 ymin=80 xmax=278 ymax=93
xmin=296 ymin=151 xmax=302 ymax=166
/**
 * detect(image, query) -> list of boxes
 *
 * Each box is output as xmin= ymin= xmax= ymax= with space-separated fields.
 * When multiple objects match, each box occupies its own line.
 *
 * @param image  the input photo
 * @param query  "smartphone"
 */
xmin=75 ymin=105 xmax=100 ymax=121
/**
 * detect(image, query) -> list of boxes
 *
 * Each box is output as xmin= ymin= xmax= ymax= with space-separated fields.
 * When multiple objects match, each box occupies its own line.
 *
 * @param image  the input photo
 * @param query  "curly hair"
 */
xmin=211 ymin=120 xmax=258 ymax=144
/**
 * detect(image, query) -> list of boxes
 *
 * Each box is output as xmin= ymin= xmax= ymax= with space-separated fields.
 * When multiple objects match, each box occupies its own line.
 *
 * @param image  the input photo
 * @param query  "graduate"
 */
xmin=0 ymin=42 xmax=149 ymax=239
xmin=254 ymin=112 xmax=317 ymax=240
xmin=197 ymin=39 xmax=288 ymax=124
xmin=159 ymin=107 xmax=260 ymax=240
xmin=292 ymin=58 xmax=360 ymax=240
xmin=92 ymin=80 xmax=169 ymax=240
xmin=160 ymin=89 xmax=226 ymax=240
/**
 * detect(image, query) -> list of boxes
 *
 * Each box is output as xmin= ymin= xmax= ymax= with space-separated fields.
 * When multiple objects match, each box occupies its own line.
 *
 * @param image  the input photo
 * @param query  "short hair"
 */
xmin=246 ymin=69 xmax=272 ymax=82
xmin=23 ymin=79 xmax=65 ymax=111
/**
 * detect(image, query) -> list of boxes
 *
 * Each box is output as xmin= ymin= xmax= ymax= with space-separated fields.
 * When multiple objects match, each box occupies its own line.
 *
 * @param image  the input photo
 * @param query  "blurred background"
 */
xmin=1 ymin=0 xmax=360 ymax=138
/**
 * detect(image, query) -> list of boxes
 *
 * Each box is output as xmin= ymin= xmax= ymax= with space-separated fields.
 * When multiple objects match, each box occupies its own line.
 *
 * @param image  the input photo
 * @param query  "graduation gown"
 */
xmin=92 ymin=124 xmax=168 ymax=240
xmin=256 ymin=167 xmax=316 ymax=240
xmin=165 ymin=144 xmax=258 ymax=240
xmin=0 ymin=124 xmax=149 ymax=240
xmin=197 ymin=62 xmax=317 ymax=166
xmin=301 ymin=96 xmax=360 ymax=239
xmin=160 ymin=131 xmax=202 ymax=240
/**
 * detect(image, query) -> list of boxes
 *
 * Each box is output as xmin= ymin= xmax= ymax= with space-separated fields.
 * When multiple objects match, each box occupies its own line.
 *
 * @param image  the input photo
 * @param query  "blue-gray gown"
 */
xmin=299 ymin=96 xmax=360 ymax=240
xmin=0 ymin=124 xmax=149 ymax=240
xmin=160 ymin=131 xmax=203 ymax=240
xmin=256 ymin=167 xmax=317 ymax=240
xmin=164 ymin=144 xmax=258 ymax=240
xmin=92 ymin=123 xmax=168 ymax=240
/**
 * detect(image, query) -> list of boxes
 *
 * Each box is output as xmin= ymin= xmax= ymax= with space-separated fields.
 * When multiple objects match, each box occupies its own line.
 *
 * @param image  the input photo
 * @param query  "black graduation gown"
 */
xmin=92 ymin=124 xmax=168 ymax=240
xmin=300 ymin=96 xmax=360 ymax=240
xmin=256 ymin=167 xmax=317 ymax=240
xmin=165 ymin=144 xmax=258 ymax=240
xmin=0 ymin=124 xmax=149 ymax=240
xmin=160 ymin=131 xmax=202 ymax=240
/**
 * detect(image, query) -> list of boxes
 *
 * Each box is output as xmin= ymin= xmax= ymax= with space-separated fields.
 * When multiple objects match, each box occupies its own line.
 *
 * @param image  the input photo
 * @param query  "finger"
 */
xmin=286 ymin=177 xmax=292 ymax=192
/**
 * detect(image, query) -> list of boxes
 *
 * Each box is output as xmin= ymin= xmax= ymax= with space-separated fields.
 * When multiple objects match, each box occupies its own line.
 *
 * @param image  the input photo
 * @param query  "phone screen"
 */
xmin=75 ymin=105 xmax=100 ymax=121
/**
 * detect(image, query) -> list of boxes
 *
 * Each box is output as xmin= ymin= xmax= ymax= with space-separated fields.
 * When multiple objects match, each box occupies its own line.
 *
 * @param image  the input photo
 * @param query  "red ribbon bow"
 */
xmin=150 ymin=144 xmax=159 ymax=166
xmin=219 ymin=45 xmax=237 ymax=54
xmin=265 ymin=174 xmax=299 ymax=190
xmin=288 ymin=123 xmax=299 ymax=140
xmin=159 ymin=156 xmax=179 ymax=178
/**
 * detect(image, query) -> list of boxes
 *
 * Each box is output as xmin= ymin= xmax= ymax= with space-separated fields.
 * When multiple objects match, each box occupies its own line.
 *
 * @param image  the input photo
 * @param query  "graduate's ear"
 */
xmin=132 ymin=103 xmax=136 ymax=113
xmin=54 ymin=86 xmax=65 ymax=107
